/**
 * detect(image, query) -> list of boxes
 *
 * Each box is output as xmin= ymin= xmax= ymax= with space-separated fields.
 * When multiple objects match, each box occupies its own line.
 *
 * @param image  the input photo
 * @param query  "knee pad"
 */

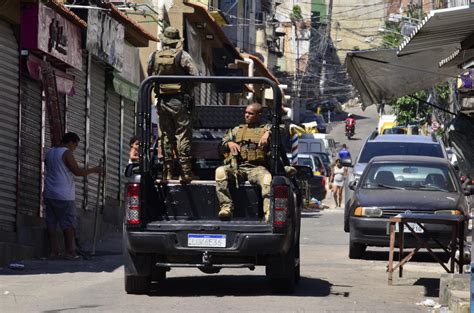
xmin=215 ymin=166 xmax=227 ymax=181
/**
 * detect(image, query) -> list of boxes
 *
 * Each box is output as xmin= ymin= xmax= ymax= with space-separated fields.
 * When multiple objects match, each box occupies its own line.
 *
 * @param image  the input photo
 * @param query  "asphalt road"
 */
xmin=0 ymin=105 xmax=445 ymax=312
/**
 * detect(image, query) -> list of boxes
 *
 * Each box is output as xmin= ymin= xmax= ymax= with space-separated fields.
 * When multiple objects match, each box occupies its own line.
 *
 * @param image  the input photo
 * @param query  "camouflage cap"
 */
xmin=159 ymin=26 xmax=182 ymax=45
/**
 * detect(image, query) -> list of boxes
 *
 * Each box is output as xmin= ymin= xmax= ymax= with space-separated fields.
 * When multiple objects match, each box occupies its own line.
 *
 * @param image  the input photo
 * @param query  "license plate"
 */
xmin=395 ymin=222 xmax=424 ymax=233
xmin=187 ymin=234 xmax=226 ymax=248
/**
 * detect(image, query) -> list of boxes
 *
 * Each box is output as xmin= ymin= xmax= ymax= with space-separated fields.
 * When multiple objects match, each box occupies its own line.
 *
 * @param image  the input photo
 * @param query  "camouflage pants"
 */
xmin=215 ymin=165 xmax=272 ymax=215
xmin=157 ymin=96 xmax=192 ymax=163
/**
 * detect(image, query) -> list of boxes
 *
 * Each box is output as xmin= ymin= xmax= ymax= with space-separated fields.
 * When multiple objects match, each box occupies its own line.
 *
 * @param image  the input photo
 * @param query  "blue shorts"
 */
xmin=44 ymin=198 xmax=77 ymax=230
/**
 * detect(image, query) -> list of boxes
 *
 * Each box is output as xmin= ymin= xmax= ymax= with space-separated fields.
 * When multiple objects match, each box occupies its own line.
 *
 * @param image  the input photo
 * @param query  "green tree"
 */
xmin=289 ymin=5 xmax=303 ymax=21
xmin=390 ymin=90 xmax=431 ymax=125
xmin=381 ymin=22 xmax=403 ymax=48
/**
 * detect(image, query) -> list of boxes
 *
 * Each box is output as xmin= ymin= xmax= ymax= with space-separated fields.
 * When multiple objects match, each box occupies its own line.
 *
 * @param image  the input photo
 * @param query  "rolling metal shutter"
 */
xmin=106 ymin=91 xmax=121 ymax=203
xmin=122 ymin=98 xmax=135 ymax=175
xmin=19 ymin=76 xmax=41 ymax=217
xmin=0 ymin=20 xmax=19 ymax=232
xmin=87 ymin=60 xmax=106 ymax=210
xmin=120 ymin=98 xmax=135 ymax=201
xmin=67 ymin=59 xmax=87 ymax=210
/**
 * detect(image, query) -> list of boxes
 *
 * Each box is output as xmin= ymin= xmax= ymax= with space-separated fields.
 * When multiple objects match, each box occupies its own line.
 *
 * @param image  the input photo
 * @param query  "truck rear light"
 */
xmin=126 ymin=183 xmax=140 ymax=225
xmin=273 ymin=185 xmax=289 ymax=226
xmin=322 ymin=176 xmax=326 ymax=188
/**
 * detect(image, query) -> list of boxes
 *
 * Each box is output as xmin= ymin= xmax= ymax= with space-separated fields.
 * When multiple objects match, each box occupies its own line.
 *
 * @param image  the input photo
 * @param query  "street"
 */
xmin=0 ymin=105 xmax=446 ymax=312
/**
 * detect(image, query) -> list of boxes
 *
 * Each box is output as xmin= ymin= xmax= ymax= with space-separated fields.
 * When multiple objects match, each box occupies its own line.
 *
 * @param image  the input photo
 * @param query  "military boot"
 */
xmin=180 ymin=161 xmax=194 ymax=183
xmin=218 ymin=206 xmax=232 ymax=219
xmin=163 ymin=160 xmax=174 ymax=180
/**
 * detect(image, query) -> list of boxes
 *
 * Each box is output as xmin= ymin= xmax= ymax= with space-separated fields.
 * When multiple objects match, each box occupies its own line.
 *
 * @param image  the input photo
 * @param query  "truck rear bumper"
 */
xmin=126 ymin=231 xmax=291 ymax=256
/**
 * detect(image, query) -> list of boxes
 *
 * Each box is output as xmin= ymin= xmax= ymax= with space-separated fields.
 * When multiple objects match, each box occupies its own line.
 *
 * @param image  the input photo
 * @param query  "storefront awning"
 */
xmin=346 ymin=49 xmax=460 ymax=109
xmin=346 ymin=6 xmax=474 ymax=109
xmin=398 ymin=6 xmax=474 ymax=57
xmin=108 ymin=71 xmax=139 ymax=101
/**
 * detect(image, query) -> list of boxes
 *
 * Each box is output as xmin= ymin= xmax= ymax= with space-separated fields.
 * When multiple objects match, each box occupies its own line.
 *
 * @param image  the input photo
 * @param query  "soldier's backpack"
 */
xmin=152 ymin=49 xmax=185 ymax=95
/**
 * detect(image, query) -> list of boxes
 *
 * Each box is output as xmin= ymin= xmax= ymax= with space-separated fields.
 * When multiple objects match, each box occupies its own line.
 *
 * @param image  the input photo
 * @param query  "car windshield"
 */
xmin=312 ymin=156 xmax=322 ymax=167
xmin=359 ymin=142 xmax=444 ymax=163
xmin=314 ymin=115 xmax=326 ymax=125
xmin=361 ymin=163 xmax=457 ymax=192
xmin=297 ymin=157 xmax=313 ymax=169
xmin=315 ymin=153 xmax=330 ymax=163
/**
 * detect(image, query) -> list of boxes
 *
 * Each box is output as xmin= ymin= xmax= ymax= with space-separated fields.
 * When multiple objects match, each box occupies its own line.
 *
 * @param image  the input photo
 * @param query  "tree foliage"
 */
xmin=290 ymin=5 xmax=303 ymax=21
xmin=390 ymin=90 xmax=431 ymax=125
xmin=381 ymin=22 xmax=403 ymax=49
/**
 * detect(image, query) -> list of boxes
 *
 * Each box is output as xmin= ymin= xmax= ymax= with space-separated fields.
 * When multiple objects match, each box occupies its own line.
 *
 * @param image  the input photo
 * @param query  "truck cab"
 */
xmin=123 ymin=76 xmax=304 ymax=295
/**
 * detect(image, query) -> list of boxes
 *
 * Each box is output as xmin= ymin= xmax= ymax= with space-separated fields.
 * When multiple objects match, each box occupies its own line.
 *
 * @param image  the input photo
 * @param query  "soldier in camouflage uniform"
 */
xmin=147 ymin=26 xmax=200 ymax=183
xmin=215 ymin=103 xmax=273 ymax=222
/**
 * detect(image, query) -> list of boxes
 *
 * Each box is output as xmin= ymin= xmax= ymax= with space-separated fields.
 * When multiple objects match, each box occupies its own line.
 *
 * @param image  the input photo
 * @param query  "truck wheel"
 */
xmin=294 ymin=241 xmax=301 ymax=283
xmin=267 ymin=245 xmax=297 ymax=294
xmin=152 ymin=268 xmax=167 ymax=283
xmin=349 ymin=233 xmax=366 ymax=259
xmin=125 ymin=274 xmax=151 ymax=294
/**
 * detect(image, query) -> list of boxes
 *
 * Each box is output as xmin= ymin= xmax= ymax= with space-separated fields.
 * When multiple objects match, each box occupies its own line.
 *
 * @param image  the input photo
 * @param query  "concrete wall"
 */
xmin=330 ymin=0 xmax=386 ymax=63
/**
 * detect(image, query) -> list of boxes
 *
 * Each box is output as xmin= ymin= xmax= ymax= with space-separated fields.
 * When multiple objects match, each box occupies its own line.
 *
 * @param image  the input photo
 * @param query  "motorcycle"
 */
xmin=345 ymin=124 xmax=355 ymax=139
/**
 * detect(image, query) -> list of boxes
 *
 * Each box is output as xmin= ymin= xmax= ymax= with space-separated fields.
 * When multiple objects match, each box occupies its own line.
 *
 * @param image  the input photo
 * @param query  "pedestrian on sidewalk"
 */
xmin=328 ymin=158 xmax=348 ymax=207
xmin=44 ymin=132 xmax=102 ymax=260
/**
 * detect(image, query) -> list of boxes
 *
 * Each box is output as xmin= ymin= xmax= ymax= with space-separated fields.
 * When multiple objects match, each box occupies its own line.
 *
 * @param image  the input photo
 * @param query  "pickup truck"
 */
xmin=123 ymin=76 xmax=306 ymax=294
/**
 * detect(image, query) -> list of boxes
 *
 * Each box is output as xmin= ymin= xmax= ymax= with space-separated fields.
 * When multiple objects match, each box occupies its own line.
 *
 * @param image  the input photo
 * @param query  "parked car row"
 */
xmin=342 ymin=132 xmax=472 ymax=259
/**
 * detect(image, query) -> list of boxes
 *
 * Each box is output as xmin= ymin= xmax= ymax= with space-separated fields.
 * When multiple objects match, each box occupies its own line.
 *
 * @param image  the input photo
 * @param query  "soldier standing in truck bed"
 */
xmin=147 ymin=26 xmax=200 ymax=183
xmin=215 ymin=102 xmax=272 ymax=222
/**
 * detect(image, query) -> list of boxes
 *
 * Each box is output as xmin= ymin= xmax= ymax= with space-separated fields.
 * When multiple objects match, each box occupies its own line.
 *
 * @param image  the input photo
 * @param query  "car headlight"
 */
xmin=434 ymin=210 xmax=462 ymax=215
xmin=354 ymin=207 xmax=383 ymax=217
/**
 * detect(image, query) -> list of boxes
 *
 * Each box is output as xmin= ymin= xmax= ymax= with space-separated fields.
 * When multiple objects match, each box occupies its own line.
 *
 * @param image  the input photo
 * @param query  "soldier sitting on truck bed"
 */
xmin=215 ymin=102 xmax=272 ymax=221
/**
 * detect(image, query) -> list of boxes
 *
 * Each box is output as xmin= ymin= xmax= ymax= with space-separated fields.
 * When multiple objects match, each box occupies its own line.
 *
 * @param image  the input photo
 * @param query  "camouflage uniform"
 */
xmin=215 ymin=124 xmax=272 ymax=221
xmin=147 ymin=27 xmax=200 ymax=181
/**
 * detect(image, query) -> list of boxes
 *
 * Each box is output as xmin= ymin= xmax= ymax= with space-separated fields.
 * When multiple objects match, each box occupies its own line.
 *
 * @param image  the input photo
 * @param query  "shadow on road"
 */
xmin=148 ymin=275 xmax=335 ymax=297
xmin=414 ymin=277 xmax=440 ymax=297
xmin=301 ymin=209 xmax=322 ymax=218
xmin=0 ymin=252 xmax=123 ymax=275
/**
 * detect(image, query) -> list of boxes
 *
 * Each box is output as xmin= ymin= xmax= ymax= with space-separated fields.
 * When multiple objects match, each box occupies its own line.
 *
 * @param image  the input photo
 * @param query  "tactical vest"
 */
xmin=152 ymin=49 xmax=184 ymax=95
xmin=232 ymin=124 xmax=269 ymax=165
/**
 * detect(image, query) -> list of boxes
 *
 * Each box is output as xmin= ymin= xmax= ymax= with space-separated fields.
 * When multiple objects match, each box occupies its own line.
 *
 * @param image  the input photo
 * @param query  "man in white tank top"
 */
xmin=44 ymin=132 xmax=102 ymax=259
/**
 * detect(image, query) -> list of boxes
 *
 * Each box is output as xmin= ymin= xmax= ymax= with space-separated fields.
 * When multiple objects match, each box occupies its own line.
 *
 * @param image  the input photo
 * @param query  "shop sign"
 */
xmin=120 ymin=42 xmax=140 ymax=86
xmin=87 ymin=10 xmax=124 ymax=71
xmin=21 ymin=3 xmax=82 ymax=70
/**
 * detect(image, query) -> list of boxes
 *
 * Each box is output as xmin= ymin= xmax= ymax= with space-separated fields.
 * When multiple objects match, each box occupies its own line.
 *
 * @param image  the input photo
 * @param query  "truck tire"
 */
xmin=294 ymin=241 xmax=301 ymax=283
xmin=266 ymin=245 xmax=297 ymax=294
xmin=152 ymin=268 xmax=167 ymax=283
xmin=125 ymin=274 xmax=151 ymax=294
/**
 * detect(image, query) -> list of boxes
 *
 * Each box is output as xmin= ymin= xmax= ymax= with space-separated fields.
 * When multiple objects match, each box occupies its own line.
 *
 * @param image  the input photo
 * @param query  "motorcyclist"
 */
xmin=345 ymin=113 xmax=356 ymax=135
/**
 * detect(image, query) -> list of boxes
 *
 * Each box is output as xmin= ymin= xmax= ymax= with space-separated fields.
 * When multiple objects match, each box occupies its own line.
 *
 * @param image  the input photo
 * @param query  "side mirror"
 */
xmin=340 ymin=158 xmax=353 ymax=167
xmin=125 ymin=163 xmax=139 ymax=177
xmin=293 ymin=165 xmax=313 ymax=180
xmin=348 ymin=180 xmax=357 ymax=190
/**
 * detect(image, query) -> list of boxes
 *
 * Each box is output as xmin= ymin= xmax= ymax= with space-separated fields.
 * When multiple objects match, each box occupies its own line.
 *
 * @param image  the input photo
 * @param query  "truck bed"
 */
xmin=151 ymin=180 xmax=265 ymax=221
